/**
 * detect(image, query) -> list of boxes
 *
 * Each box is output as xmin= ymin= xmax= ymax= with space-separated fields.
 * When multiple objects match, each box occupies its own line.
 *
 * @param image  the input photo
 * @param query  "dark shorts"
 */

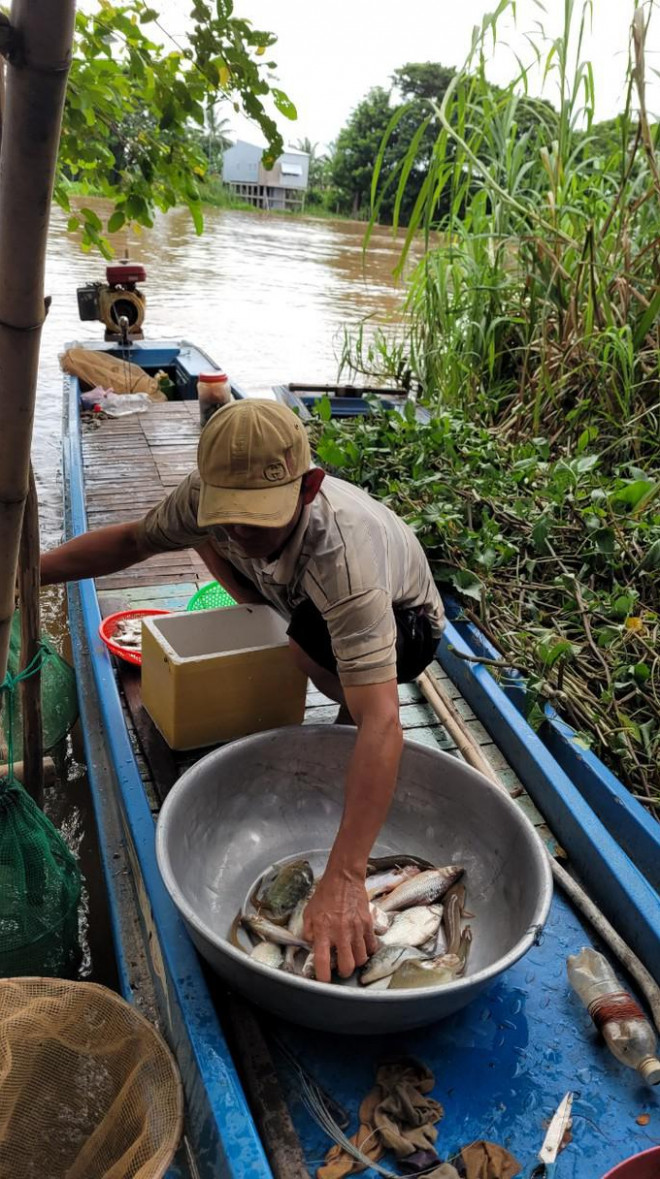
xmin=287 ymin=599 xmax=437 ymax=684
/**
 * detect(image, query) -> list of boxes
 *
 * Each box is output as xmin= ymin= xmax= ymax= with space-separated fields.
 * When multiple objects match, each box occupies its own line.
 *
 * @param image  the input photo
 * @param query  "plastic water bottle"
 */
xmin=567 ymin=947 xmax=660 ymax=1085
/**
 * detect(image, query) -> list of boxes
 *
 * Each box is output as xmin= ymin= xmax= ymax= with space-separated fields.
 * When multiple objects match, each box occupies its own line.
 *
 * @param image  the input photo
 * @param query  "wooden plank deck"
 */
xmin=82 ymin=401 xmax=209 ymax=591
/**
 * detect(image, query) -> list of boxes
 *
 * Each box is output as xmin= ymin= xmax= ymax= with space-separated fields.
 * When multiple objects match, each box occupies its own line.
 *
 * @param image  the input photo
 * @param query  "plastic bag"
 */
xmin=60 ymin=348 xmax=166 ymax=400
xmin=80 ymin=389 xmax=152 ymax=416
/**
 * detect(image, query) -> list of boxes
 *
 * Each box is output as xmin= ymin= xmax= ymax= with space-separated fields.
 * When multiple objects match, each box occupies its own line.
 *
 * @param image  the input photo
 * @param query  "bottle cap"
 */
xmin=199 ymin=372 xmax=228 ymax=383
xmin=639 ymin=1057 xmax=660 ymax=1085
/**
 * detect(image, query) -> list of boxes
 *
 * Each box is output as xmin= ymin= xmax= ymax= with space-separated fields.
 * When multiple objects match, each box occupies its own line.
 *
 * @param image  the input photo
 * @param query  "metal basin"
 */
xmin=156 ymin=725 xmax=552 ymax=1033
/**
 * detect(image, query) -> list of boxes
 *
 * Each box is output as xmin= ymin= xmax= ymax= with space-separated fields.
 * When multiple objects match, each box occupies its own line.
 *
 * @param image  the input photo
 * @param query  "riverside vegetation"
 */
xmin=310 ymin=1 xmax=660 ymax=813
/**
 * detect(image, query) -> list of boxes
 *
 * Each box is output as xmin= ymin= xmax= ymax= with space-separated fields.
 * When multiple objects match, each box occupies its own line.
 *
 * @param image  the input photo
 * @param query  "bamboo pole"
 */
xmin=18 ymin=464 xmax=43 ymax=804
xmin=0 ymin=756 xmax=55 ymax=785
xmin=0 ymin=0 xmax=76 ymax=684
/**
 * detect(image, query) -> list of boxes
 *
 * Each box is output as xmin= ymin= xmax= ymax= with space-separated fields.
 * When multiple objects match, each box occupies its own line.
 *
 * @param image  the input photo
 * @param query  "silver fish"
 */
xmin=369 ymin=903 xmax=391 ymax=935
xmin=378 ymin=905 xmax=441 ymax=948
xmin=242 ymin=914 xmax=311 ymax=949
xmin=365 ymin=865 xmax=420 ymax=902
xmin=250 ymin=942 xmax=284 ymax=968
xmin=301 ymin=949 xmax=338 ymax=980
xmin=283 ymin=945 xmax=307 ymax=975
xmin=365 ymin=977 xmax=391 ymax=990
xmin=388 ymin=951 xmax=465 ymax=990
xmin=359 ymin=945 xmax=424 ymax=986
xmin=288 ymin=896 xmax=309 ymax=941
xmin=380 ymin=866 xmax=465 ymax=913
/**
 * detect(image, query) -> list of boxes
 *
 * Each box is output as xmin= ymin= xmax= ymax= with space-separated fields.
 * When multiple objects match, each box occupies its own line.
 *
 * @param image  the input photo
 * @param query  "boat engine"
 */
xmin=77 ymin=263 xmax=147 ymax=341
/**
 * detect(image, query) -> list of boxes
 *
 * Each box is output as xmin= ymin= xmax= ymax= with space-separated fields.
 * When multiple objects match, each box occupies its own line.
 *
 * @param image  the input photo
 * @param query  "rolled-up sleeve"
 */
xmin=136 ymin=473 xmax=208 ymax=553
xmin=320 ymin=587 xmax=397 ymax=687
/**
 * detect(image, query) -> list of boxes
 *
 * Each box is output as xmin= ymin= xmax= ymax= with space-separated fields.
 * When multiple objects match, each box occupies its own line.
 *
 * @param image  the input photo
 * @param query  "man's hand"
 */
xmin=303 ymin=866 xmax=379 ymax=983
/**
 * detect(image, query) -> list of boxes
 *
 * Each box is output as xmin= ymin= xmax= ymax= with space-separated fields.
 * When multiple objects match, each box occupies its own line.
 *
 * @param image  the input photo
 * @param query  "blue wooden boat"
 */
xmin=61 ymin=330 xmax=660 ymax=1179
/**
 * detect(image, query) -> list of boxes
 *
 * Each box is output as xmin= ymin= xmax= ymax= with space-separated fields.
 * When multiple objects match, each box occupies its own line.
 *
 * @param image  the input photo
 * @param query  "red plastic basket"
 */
xmin=99 ymin=609 xmax=171 ymax=667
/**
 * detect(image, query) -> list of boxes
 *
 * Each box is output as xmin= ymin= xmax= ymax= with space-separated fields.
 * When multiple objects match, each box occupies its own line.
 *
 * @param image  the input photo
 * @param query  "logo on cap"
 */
xmin=264 ymin=462 xmax=286 ymax=482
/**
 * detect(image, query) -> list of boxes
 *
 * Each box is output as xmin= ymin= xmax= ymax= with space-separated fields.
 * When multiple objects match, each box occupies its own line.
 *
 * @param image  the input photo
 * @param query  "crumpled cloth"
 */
xmin=373 ymin=1059 xmax=444 ymax=1157
xmin=316 ymin=1058 xmax=444 ymax=1178
xmin=460 ymin=1140 xmax=521 ymax=1179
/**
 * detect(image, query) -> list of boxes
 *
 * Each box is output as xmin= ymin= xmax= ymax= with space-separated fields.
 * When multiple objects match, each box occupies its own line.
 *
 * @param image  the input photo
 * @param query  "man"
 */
xmin=42 ymin=399 xmax=445 ymax=982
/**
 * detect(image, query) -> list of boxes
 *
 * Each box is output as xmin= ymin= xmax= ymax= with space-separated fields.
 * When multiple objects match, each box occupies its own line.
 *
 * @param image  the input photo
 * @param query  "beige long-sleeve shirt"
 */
xmin=138 ymin=472 xmax=445 ymax=686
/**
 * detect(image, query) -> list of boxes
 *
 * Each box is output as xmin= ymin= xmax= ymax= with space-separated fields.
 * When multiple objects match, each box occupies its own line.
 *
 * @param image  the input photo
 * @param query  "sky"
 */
xmin=162 ymin=0 xmax=660 ymax=151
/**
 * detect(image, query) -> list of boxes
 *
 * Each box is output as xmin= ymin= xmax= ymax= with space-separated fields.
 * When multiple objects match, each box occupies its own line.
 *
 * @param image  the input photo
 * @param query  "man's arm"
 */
xmin=41 ymin=521 xmax=153 ymax=585
xmin=303 ymin=678 xmax=403 ymax=982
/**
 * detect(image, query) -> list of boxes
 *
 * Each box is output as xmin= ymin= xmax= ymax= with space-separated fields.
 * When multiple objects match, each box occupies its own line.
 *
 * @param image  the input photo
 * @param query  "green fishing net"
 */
xmin=0 ymin=611 xmax=78 ymax=758
xmin=0 ymin=779 xmax=82 ymax=977
xmin=0 ymin=615 xmax=82 ymax=978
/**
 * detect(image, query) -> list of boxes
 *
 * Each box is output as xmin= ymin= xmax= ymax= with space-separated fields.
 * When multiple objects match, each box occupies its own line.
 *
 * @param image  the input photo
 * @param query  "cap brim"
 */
xmin=197 ymin=476 xmax=303 ymax=529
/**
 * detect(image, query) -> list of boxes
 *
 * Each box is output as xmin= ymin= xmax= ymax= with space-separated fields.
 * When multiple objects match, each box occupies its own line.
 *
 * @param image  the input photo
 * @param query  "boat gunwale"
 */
xmin=62 ymin=354 xmax=274 ymax=1179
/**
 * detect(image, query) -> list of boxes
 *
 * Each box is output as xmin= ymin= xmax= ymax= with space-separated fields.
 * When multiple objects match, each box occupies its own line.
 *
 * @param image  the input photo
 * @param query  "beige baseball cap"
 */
xmin=197 ymin=399 xmax=311 ymax=528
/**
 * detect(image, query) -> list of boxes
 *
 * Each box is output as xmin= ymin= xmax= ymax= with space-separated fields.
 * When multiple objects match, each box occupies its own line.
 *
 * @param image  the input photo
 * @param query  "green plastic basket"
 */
xmin=186 ymin=581 xmax=236 ymax=612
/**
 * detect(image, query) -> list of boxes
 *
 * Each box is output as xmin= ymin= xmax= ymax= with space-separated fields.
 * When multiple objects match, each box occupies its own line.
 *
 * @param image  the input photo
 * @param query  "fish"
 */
xmin=442 ymin=892 xmax=462 ymax=956
xmin=287 ymin=896 xmax=309 ymax=940
xmin=367 ymin=853 xmax=436 ymax=874
xmin=359 ymin=945 xmax=425 ymax=986
xmin=113 ymin=619 xmax=143 ymax=649
xmin=241 ymin=913 xmax=311 ymax=949
xmin=378 ymin=905 xmax=441 ymax=948
xmin=365 ymin=865 xmax=420 ymax=902
xmin=250 ymin=942 xmax=284 ymax=969
xmin=256 ymin=858 xmax=314 ymax=920
xmin=301 ymin=949 xmax=338 ymax=980
xmin=388 ymin=951 xmax=465 ymax=990
xmin=379 ymin=866 xmax=465 ymax=913
xmin=369 ymin=903 xmax=391 ymax=935
xmin=442 ymin=879 xmax=474 ymax=919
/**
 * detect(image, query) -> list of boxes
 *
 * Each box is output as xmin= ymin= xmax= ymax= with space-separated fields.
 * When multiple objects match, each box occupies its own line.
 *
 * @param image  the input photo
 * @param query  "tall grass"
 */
xmin=325 ymin=1 xmax=660 ymax=809
xmin=350 ymin=1 xmax=660 ymax=461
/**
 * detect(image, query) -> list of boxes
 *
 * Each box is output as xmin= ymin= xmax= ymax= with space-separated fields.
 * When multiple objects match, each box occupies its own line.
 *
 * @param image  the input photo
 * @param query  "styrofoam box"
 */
xmin=141 ymin=605 xmax=308 ymax=750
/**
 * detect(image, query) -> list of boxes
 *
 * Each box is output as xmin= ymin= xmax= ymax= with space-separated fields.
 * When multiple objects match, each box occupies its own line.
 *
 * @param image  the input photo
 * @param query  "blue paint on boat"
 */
xmin=272 ymin=890 xmax=658 ymax=1179
xmin=63 ymin=357 xmax=272 ymax=1179
xmin=439 ymin=596 xmax=660 ymax=896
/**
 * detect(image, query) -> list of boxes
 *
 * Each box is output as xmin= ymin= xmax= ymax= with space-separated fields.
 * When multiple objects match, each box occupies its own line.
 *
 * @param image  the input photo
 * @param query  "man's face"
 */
xmin=214 ymin=469 xmax=325 ymax=560
xmin=222 ymin=498 xmax=303 ymax=560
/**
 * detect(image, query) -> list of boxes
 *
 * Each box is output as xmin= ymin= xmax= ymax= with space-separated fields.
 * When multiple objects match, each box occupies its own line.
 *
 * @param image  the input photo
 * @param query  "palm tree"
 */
xmin=206 ymin=102 xmax=232 ymax=172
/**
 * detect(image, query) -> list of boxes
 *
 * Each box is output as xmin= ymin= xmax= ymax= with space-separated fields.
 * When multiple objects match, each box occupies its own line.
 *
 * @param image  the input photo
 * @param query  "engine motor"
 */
xmin=77 ymin=262 xmax=147 ymax=340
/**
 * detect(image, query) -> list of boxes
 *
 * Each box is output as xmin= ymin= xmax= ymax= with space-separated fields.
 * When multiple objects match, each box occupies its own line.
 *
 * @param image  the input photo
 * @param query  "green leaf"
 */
xmin=633 ymin=662 xmax=651 ymax=685
xmin=596 ymin=626 xmax=621 ymax=649
xmin=576 ymin=425 xmax=599 ymax=453
xmin=317 ymin=395 xmax=332 ymax=423
xmin=593 ymin=527 xmax=615 ymax=555
xmin=80 ymin=206 xmax=103 ymax=231
xmin=610 ymin=480 xmax=654 ymax=511
xmin=272 ymin=88 xmax=297 ymax=120
xmin=633 ymin=282 xmax=660 ymax=349
xmin=610 ymin=593 xmax=636 ymax=620
xmin=187 ymin=200 xmax=204 ymax=236
xmin=531 ymin=515 xmax=551 ymax=552
xmin=639 ymin=539 xmax=660 ymax=571
xmin=537 ymin=637 xmax=579 ymax=669
xmin=107 ymin=209 xmax=126 ymax=234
